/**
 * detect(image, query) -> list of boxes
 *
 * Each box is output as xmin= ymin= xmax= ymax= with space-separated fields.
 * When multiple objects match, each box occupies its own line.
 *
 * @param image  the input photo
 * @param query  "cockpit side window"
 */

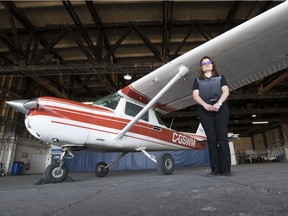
xmin=125 ymin=102 xmax=148 ymax=122
xmin=155 ymin=111 xmax=166 ymax=126
xmin=93 ymin=93 xmax=121 ymax=110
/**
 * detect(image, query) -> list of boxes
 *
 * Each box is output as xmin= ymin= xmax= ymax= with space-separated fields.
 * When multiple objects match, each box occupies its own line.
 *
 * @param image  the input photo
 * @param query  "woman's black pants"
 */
xmin=198 ymin=103 xmax=231 ymax=173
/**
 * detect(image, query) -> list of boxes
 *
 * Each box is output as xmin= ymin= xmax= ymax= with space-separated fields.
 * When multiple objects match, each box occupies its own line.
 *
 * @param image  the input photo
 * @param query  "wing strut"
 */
xmin=114 ymin=65 xmax=189 ymax=140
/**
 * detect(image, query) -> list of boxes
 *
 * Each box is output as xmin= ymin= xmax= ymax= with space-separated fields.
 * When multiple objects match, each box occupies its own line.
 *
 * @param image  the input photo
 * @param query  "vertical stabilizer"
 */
xmin=196 ymin=123 xmax=206 ymax=137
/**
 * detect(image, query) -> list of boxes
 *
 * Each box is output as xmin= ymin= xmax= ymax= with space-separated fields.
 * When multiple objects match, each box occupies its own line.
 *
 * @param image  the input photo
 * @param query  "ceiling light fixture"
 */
xmin=124 ymin=74 xmax=132 ymax=80
xmin=252 ymin=121 xmax=269 ymax=124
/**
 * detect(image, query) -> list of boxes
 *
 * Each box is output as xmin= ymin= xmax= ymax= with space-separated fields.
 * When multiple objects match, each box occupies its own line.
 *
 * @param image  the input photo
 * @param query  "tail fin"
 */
xmin=196 ymin=123 xmax=206 ymax=137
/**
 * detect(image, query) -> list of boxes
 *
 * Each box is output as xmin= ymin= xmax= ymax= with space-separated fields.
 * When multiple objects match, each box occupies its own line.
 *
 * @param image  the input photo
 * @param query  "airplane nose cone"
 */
xmin=6 ymin=99 xmax=37 ymax=115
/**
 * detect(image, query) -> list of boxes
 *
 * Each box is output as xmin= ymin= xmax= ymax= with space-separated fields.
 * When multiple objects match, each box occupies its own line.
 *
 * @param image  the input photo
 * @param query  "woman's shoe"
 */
xmin=206 ymin=172 xmax=220 ymax=177
xmin=222 ymin=171 xmax=235 ymax=176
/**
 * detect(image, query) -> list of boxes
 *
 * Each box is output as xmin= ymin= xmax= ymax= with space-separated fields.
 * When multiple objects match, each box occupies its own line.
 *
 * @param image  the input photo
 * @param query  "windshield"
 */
xmin=93 ymin=93 xmax=121 ymax=110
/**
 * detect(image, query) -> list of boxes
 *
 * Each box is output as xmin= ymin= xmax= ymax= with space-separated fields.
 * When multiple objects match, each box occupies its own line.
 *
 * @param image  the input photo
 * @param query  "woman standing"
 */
xmin=192 ymin=56 xmax=233 ymax=176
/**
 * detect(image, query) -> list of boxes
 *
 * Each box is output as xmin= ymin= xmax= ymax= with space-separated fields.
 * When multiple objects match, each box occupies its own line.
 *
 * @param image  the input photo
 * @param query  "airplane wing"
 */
xmin=119 ymin=1 xmax=288 ymax=114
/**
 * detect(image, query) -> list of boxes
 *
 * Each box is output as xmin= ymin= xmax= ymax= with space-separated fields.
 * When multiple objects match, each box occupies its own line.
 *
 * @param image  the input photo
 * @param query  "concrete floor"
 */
xmin=0 ymin=162 xmax=287 ymax=216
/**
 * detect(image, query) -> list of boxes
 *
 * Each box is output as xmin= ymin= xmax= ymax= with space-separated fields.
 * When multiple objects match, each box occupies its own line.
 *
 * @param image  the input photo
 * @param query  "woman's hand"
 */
xmin=211 ymin=103 xmax=221 ymax=112
xmin=203 ymin=103 xmax=213 ymax=112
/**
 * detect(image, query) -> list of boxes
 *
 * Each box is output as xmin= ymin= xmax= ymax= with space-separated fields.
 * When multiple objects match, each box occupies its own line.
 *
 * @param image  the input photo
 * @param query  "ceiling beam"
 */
xmin=0 ymin=20 xmax=248 ymax=35
xmin=162 ymin=1 xmax=173 ymax=60
xmin=132 ymin=22 xmax=164 ymax=62
xmin=67 ymin=28 xmax=95 ymax=62
xmin=0 ymin=32 xmax=22 ymax=61
xmin=225 ymin=1 xmax=241 ymax=30
xmin=257 ymin=1 xmax=273 ymax=15
xmin=32 ymin=30 xmax=67 ymax=64
xmin=30 ymin=76 xmax=67 ymax=99
xmin=172 ymin=24 xmax=196 ymax=59
xmin=86 ymin=1 xmax=114 ymax=63
xmin=257 ymin=69 xmax=288 ymax=95
xmin=1 ymin=1 xmax=64 ymax=63
xmin=165 ymin=107 xmax=288 ymax=117
xmin=0 ymin=63 xmax=161 ymax=76
xmin=100 ymin=24 xmax=133 ymax=64
xmin=62 ymin=1 xmax=98 ymax=58
xmin=229 ymin=92 xmax=288 ymax=100
xmin=4 ymin=3 xmax=24 ymax=58
xmin=196 ymin=22 xmax=214 ymax=41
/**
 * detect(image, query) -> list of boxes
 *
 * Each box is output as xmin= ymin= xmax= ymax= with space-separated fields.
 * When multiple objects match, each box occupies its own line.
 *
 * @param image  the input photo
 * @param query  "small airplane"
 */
xmin=6 ymin=1 xmax=288 ymax=183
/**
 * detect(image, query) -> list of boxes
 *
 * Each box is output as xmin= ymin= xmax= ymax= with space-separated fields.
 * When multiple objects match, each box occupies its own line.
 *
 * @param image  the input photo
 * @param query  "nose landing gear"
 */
xmin=44 ymin=148 xmax=73 ymax=183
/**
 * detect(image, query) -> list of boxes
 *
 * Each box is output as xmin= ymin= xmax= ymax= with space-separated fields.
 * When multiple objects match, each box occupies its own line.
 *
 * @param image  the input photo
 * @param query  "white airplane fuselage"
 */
xmin=24 ymin=96 xmax=206 ymax=152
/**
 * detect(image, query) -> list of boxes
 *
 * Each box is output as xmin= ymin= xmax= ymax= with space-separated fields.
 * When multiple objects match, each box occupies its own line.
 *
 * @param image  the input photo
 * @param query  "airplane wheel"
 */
xmin=44 ymin=162 xmax=68 ymax=183
xmin=94 ymin=162 xmax=109 ymax=177
xmin=157 ymin=153 xmax=174 ymax=175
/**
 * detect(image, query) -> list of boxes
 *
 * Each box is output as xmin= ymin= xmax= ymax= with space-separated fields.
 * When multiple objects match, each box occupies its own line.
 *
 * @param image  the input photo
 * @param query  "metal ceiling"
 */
xmin=0 ymin=1 xmax=287 ymax=137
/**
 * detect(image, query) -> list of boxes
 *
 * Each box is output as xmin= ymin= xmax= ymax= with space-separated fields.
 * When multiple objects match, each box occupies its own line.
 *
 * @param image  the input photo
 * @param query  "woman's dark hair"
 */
xmin=199 ymin=56 xmax=219 ymax=79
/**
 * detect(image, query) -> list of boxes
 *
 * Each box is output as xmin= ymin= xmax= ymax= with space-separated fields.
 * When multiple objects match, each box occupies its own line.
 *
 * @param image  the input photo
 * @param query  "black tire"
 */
xmin=94 ymin=162 xmax=109 ymax=177
xmin=1 ymin=172 xmax=5 ymax=177
xmin=157 ymin=153 xmax=175 ymax=175
xmin=44 ymin=162 xmax=68 ymax=183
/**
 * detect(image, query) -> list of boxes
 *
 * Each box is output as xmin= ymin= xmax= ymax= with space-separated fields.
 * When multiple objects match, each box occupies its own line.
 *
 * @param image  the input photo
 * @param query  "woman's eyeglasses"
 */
xmin=200 ymin=60 xmax=213 ymax=66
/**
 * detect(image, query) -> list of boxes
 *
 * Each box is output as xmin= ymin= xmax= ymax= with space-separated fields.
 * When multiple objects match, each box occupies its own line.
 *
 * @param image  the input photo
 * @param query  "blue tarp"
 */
xmin=64 ymin=149 xmax=210 ymax=173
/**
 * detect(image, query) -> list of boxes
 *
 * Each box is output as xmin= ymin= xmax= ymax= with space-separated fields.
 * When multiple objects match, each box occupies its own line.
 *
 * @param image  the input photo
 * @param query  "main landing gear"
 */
xmin=94 ymin=152 xmax=128 ymax=177
xmin=95 ymin=149 xmax=175 ymax=177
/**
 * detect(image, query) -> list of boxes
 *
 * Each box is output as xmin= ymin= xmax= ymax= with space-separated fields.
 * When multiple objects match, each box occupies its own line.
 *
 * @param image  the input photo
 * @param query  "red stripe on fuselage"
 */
xmin=38 ymin=96 xmax=113 ymax=113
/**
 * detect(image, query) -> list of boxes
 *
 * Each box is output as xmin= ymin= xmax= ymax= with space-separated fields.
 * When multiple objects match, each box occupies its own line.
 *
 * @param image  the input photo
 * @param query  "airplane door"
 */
xmin=124 ymin=101 xmax=149 ymax=136
xmin=147 ymin=110 xmax=169 ymax=148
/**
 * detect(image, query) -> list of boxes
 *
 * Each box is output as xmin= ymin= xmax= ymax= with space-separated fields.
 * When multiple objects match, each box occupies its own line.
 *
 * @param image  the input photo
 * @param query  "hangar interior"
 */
xmin=0 ymin=1 xmax=288 ymax=175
